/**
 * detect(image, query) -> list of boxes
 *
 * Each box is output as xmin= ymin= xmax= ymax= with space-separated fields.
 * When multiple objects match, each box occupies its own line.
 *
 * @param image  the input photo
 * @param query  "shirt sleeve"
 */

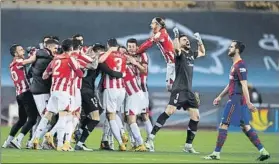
xmin=236 ymin=63 xmax=247 ymax=81
xmin=78 ymin=54 xmax=93 ymax=63
xmin=141 ymin=53 xmax=148 ymax=64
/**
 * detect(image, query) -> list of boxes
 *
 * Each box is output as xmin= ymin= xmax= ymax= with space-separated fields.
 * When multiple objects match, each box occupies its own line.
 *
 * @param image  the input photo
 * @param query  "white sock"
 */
xmin=125 ymin=123 xmax=136 ymax=146
xmin=56 ymin=115 xmax=67 ymax=147
xmin=34 ymin=117 xmax=49 ymax=139
xmin=115 ymin=114 xmax=125 ymax=136
xmin=144 ymin=119 xmax=153 ymax=138
xmin=72 ymin=116 xmax=79 ymax=130
xmin=108 ymin=129 xmax=114 ymax=149
xmin=77 ymin=141 xmax=84 ymax=146
xmin=16 ymin=133 xmax=25 ymax=144
xmin=101 ymin=119 xmax=110 ymax=141
xmin=7 ymin=135 xmax=14 ymax=143
xmin=185 ymin=143 xmax=192 ymax=148
xmin=130 ymin=123 xmax=144 ymax=146
xmin=65 ymin=115 xmax=74 ymax=142
xmin=109 ymin=120 xmax=123 ymax=145
xmin=32 ymin=117 xmax=41 ymax=138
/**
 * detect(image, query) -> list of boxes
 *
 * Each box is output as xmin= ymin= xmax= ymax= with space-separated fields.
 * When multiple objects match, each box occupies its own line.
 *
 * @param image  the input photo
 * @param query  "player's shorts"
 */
xmin=125 ymin=91 xmax=146 ymax=116
xmin=221 ymin=94 xmax=250 ymax=126
xmin=169 ymin=89 xmax=199 ymax=109
xmin=33 ymin=93 xmax=50 ymax=116
xmin=141 ymin=91 xmax=149 ymax=114
xmin=46 ymin=91 xmax=71 ymax=114
xmin=166 ymin=63 xmax=176 ymax=91
xmin=70 ymin=89 xmax=81 ymax=114
xmin=81 ymin=90 xmax=102 ymax=115
xmin=103 ymin=88 xmax=125 ymax=113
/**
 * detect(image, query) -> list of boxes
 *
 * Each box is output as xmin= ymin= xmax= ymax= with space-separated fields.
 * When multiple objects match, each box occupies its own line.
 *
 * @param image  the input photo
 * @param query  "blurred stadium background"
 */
xmin=1 ymin=0 xmax=279 ymax=133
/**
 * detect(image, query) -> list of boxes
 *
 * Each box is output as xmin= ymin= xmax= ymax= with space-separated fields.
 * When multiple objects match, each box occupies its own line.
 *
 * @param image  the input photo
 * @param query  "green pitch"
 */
xmin=1 ymin=127 xmax=278 ymax=163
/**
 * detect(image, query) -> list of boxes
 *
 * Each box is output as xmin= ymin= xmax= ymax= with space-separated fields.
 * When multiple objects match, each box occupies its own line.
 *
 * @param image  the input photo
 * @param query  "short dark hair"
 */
xmin=107 ymin=38 xmax=118 ymax=47
xmin=61 ymin=39 xmax=73 ymax=52
xmin=45 ymin=39 xmax=59 ymax=46
xmin=126 ymin=38 xmax=138 ymax=46
xmin=73 ymin=34 xmax=83 ymax=39
xmin=42 ymin=35 xmax=52 ymax=42
xmin=233 ymin=40 xmax=245 ymax=54
xmin=92 ymin=43 xmax=106 ymax=52
xmin=10 ymin=44 xmax=20 ymax=57
xmin=52 ymin=36 xmax=60 ymax=42
xmin=73 ymin=38 xmax=82 ymax=50
xmin=118 ymin=46 xmax=127 ymax=52
xmin=179 ymin=34 xmax=187 ymax=40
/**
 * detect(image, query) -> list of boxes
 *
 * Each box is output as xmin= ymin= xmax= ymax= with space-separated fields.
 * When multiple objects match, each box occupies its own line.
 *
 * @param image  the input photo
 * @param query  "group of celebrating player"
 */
xmin=2 ymin=17 xmax=270 ymax=161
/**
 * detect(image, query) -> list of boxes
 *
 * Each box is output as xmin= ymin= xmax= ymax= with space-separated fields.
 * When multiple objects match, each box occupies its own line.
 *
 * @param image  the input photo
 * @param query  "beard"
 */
xmin=228 ymin=51 xmax=236 ymax=57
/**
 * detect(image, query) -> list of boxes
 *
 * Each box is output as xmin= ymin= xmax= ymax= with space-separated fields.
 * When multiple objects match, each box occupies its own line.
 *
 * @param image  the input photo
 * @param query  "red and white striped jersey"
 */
xmin=103 ymin=51 xmax=127 ymax=89
xmin=80 ymin=46 xmax=89 ymax=56
xmin=71 ymin=51 xmax=93 ymax=89
xmin=124 ymin=64 xmax=141 ymax=96
xmin=137 ymin=28 xmax=175 ymax=63
xmin=135 ymin=52 xmax=149 ymax=92
xmin=45 ymin=53 xmax=83 ymax=96
xmin=9 ymin=58 xmax=30 ymax=96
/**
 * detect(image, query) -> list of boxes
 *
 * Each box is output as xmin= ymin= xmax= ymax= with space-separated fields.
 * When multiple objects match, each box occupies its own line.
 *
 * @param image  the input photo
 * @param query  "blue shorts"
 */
xmin=221 ymin=95 xmax=250 ymax=127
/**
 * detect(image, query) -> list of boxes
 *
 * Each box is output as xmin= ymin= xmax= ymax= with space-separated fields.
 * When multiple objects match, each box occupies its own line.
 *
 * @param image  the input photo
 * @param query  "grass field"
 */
xmin=1 ymin=127 xmax=279 ymax=163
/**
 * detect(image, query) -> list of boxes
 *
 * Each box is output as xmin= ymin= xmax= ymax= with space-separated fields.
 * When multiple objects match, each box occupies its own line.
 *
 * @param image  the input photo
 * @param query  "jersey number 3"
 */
xmin=114 ymin=58 xmax=122 ymax=72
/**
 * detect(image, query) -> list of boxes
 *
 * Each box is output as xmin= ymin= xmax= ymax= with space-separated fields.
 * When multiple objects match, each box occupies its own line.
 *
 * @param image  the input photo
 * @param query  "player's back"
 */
xmin=103 ymin=50 xmax=126 ymax=89
xmin=10 ymin=59 xmax=30 ymax=95
xmin=30 ymin=49 xmax=54 ymax=94
xmin=50 ymin=54 xmax=75 ymax=93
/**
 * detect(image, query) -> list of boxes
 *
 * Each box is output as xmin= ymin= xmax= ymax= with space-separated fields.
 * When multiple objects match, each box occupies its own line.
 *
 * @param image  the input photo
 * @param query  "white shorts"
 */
xmin=71 ymin=89 xmax=81 ymax=112
xmin=166 ymin=63 xmax=176 ymax=91
xmin=103 ymin=88 xmax=125 ymax=113
xmin=46 ymin=91 xmax=71 ymax=114
xmin=141 ymin=91 xmax=149 ymax=114
xmin=33 ymin=94 xmax=50 ymax=116
xmin=125 ymin=91 xmax=146 ymax=116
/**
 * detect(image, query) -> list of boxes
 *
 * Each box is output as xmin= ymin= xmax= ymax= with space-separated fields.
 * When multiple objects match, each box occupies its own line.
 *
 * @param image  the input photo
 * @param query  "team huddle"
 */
xmin=2 ymin=17 xmax=271 ymax=161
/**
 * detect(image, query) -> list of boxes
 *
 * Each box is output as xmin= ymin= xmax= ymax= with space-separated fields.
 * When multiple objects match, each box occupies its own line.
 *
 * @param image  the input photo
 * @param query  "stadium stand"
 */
xmin=1 ymin=0 xmax=279 ymax=12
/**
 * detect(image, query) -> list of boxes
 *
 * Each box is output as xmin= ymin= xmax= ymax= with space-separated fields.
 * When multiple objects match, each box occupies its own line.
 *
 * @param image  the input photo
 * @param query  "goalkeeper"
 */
xmin=145 ymin=28 xmax=206 ymax=153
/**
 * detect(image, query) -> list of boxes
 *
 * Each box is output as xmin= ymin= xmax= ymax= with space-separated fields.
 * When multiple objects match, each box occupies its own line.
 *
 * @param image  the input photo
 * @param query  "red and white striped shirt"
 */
xmin=135 ymin=52 xmax=149 ymax=92
xmin=45 ymin=53 xmax=83 ymax=96
xmin=71 ymin=51 xmax=93 ymax=89
xmin=137 ymin=28 xmax=175 ymax=63
xmin=124 ymin=64 xmax=141 ymax=96
xmin=103 ymin=51 xmax=127 ymax=89
xmin=9 ymin=59 xmax=30 ymax=96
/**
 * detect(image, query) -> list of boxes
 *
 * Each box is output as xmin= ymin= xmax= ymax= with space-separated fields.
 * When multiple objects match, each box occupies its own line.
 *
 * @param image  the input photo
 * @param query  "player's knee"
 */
xmin=141 ymin=113 xmax=149 ymax=122
xmin=44 ymin=111 xmax=54 ymax=121
xmin=165 ymin=105 xmax=176 ymax=115
xmin=243 ymin=125 xmax=251 ymax=131
xmin=106 ymin=112 xmax=115 ymax=120
xmin=189 ymin=108 xmax=200 ymax=121
xmin=127 ymin=115 xmax=136 ymax=125
xmin=89 ymin=111 xmax=100 ymax=121
xmin=219 ymin=123 xmax=229 ymax=129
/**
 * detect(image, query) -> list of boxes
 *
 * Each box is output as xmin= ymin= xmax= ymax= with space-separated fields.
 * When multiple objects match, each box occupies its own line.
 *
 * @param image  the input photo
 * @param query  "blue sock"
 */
xmin=215 ymin=128 xmax=228 ymax=152
xmin=245 ymin=128 xmax=263 ymax=151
